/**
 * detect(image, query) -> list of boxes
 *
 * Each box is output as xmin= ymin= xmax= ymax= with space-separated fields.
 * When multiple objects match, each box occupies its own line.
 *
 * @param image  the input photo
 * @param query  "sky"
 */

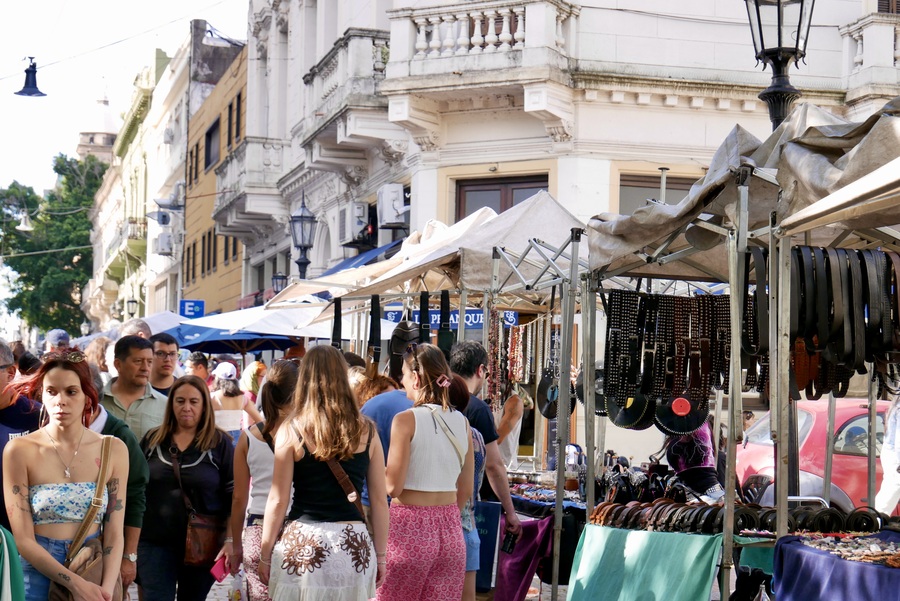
xmin=0 ymin=0 xmax=249 ymax=194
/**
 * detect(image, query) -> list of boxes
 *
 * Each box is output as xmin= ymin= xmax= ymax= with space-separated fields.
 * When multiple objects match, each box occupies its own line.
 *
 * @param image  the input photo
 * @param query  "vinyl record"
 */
xmin=537 ymin=369 xmax=577 ymax=419
xmin=575 ymin=367 xmax=607 ymax=416
xmin=654 ymin=396 xmax=709 ymax=436
xmin=605 ymin=393 xmax=655 ymax=430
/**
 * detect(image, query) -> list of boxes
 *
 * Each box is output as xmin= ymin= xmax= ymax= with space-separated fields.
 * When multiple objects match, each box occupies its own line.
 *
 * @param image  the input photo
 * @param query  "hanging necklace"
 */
xmin=44 ymin=426 xmax=85 ymax=479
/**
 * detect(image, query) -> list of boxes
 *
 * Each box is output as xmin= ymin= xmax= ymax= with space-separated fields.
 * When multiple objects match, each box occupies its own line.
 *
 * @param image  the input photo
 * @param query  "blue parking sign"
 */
xmin=179 ymin=299 xmax=205 ymax=318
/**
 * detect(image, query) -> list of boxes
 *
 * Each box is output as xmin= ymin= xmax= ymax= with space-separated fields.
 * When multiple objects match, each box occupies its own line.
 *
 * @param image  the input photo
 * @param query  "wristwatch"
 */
xmin=125 ymin=553 xmax=138 ymax=562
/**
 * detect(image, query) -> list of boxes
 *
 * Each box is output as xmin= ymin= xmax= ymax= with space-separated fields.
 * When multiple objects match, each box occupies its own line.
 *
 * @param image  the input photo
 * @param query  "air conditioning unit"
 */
xmin=153 ymin=232 xmax=175 ymax=256
xmin=339 ymin=201 xmax=370 ymax=246
xmin=377 ymin=183 xmax=409 ymax=229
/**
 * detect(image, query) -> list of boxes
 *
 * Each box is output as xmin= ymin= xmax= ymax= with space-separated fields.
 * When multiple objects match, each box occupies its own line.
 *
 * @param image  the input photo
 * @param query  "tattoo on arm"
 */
xmin=103 ymin=546 xmax=112 ymax=556
xmin=105 ymin=478 xmax=123 ymax=522
xmin=11 ymin=483 xmax=31 ymax=513
xmin=58 ymin=573 xmax=71 ymax=583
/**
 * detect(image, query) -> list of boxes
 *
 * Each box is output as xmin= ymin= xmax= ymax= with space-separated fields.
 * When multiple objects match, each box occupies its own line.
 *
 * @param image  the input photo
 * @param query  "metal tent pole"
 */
xmin=551 ymin=228 xmax=581 ymax=601
xmin=721 ymin=210 xmax=746 ymax=596
xmin=581 ymin=273 xmax=597 ymax=513
xmin=775 ymin=235 xmax=792 ymax=537
xmin=868 ymin=363 xmax=877 ymax=507
xmin=823 ymin=392 xmax=836 ymax=505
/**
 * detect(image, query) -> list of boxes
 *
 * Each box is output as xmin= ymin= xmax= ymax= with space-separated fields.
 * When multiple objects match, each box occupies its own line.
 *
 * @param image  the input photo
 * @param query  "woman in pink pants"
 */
xmin=377 ymin=343 xmax=474 ymax=600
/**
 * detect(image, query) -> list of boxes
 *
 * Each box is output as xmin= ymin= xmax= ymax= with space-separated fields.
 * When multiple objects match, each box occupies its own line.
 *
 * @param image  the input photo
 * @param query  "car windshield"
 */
xmin=743 ymin=410 xmax=813 ymax=446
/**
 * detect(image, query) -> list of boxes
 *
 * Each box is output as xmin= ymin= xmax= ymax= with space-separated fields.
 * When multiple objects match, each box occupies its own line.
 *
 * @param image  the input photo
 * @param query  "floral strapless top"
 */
xmin=30 ymin=482 xmax=108 ymax=525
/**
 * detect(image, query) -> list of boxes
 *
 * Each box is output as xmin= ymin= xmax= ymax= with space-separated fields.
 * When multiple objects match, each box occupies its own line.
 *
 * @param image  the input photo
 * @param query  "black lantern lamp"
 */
xmin=15 ymin=58 xmax=46 ymax=97
xmin=289 ymin=193 xmax=317 ymax=280
xmin=126 ymin=298 xmax=138 ymax=319
xmin=744 ymin=0 xmax=815 ymax=130
xmin=80 ymin=320 xmax=91 ymax=337
xmin=272 ymin=272 xmax=288 ymax=294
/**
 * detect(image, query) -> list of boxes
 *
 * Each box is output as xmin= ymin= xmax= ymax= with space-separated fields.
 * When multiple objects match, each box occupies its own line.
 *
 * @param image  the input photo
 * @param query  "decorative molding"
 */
xmin=388 ymin=95 xmax=442 ymax=151
xmin=523 ymin=82 xmax=575 ymax=142
xmin=380 ymin=139 xmax=409 ymax=164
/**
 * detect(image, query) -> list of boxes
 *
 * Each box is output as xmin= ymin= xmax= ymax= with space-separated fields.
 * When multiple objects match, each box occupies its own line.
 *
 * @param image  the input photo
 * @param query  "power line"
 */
xmin=0 ymin=245 xmax=92 ymax=259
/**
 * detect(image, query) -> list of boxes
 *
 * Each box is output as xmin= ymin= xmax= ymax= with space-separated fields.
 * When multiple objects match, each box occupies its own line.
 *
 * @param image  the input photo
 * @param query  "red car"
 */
xmin=735 ymin=399 xmax=893 ymax=514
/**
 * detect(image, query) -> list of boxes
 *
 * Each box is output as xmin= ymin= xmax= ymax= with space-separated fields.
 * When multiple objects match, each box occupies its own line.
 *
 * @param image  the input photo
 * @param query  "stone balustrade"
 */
xmin=388 ymin=0 xmax=578 ymax=64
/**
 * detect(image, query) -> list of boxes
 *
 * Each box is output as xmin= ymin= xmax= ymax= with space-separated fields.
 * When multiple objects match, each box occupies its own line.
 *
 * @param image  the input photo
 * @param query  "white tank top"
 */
xmin=494 ymin=402 xmax=523 ymax=468
xmin=405 ymin=404 xmax=469 ymax=492
xmin=246 ymin=426 xmax=292 ymax=515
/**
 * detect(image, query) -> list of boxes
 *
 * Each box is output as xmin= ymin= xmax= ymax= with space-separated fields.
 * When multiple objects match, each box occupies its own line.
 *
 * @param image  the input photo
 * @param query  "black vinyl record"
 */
xmin=654 ymin=396 xmax=709 ymax=436
xmin=605 ymin=393 xmax=655 ymax=430
xmin=575 ymin=367 xmax=607 ymax=416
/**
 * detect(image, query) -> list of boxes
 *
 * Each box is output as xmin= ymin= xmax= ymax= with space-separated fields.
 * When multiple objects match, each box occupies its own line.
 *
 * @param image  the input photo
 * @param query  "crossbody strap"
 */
xmin=427 ymin=407 xmax=465 ymax=470
xmin=324 ymin=457 xmax=368 ymax=527
xmin=256 ymin=422 xmax=275 ymax=452
xmin=65 ymin=436 xmax=112 ymax=564
xmin=170 ymin=447 xmax=196 ymax=514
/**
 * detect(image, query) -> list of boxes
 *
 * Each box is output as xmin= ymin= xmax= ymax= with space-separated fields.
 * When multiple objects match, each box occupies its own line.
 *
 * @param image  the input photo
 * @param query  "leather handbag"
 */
xmin=48 ymin=436 xmax=123 ymax=601
xmin=171 ymin=448 xmax=226 ymax=567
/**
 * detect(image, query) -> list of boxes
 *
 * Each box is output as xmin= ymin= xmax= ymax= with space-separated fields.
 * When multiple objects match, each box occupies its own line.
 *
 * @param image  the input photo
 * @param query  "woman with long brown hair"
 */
xmin=376 ymin=343 xmax=474 ymax=601
xmin=231 ymin=359 xmax=299 ymax=601
xmin=259 ymin=345 xmax=388 ymax=600
xmin=3 ymin=351 xmax=129 ymax=600
xmin=137 ymin=375 xmax=235 ymax=601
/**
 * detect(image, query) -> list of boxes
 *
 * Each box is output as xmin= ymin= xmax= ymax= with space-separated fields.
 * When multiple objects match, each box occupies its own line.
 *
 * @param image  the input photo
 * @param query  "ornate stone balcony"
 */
xmin=381 ymin=0 xmax=580 ymax=147
xmin=213 ymin=138 xmax=289 ymax=242
xmin=839 ymin=12 xmax=900 ymax=112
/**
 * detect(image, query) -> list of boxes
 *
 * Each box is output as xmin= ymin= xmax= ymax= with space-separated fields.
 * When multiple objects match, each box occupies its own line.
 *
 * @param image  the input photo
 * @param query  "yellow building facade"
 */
xmin=182 ymin=47 xmax=247 ymax=314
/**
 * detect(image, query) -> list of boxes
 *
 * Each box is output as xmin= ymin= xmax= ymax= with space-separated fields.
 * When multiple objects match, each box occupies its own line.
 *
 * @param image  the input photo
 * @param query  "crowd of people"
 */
xmin=0 ymin=321 xmax=523 ymax=601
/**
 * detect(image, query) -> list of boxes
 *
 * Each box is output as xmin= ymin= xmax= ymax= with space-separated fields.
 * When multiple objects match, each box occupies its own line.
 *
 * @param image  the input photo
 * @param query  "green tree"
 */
xmin=0 ymin=154 xmax=106 ymax=333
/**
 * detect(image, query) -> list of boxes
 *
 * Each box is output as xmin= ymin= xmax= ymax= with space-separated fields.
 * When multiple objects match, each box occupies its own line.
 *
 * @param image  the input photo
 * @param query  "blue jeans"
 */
xmin=22 ymin=532 xmax=98 ymax=601
xmin=463 ymin=526 xmax=481 ymax=572
xmin=137 ymin=540 xmax=216 ymax=601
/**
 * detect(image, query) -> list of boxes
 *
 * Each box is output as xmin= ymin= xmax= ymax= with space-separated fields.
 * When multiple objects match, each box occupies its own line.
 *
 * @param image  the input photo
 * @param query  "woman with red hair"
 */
xmin=3 ymin=351 xmax=130 ymax=601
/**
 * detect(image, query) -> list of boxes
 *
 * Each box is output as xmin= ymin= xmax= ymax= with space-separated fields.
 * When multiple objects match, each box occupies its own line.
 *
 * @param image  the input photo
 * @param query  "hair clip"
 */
xmin=435 ymin=374 xmax=451 ymax=388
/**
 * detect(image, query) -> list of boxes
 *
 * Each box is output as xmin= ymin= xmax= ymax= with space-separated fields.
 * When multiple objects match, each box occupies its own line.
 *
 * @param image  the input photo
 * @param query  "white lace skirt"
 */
xmin=269 ymin=520 xmax=375 ymax=601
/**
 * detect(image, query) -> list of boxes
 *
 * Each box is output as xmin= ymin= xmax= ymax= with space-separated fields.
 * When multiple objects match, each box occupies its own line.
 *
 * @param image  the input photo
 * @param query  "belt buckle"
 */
xmin=91 ymin=497 xmax=103 ymax=508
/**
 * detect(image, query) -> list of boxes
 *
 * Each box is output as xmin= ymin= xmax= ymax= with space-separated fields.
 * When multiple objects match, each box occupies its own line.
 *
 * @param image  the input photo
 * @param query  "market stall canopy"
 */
xmin=334 ymin=191 xmax=587 ymax=304
xmin=587 ymin=96 xmax=900 ymax=280
xmin=164 ymin=323 xmax=299 ymax=354
xmin=179 ymin=300 xmax=398 ymax=339
xmin=266 ymin=207 xmax=497 ymax=306
xmin=143 ymin=310 xmax=185 ymax=334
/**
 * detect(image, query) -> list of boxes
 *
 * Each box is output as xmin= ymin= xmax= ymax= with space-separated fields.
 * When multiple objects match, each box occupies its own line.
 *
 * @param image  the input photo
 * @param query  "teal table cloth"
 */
xmin=734 ymin=535 xmax=775 ymax=575
xmin=566 ymin=525 xmax=722 ymax=601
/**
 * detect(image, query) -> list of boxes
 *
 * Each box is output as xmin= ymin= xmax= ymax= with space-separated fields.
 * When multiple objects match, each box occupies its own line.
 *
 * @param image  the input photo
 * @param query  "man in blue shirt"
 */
xmin=451 ymin=341 xmax=522 ymax=539
xmin=0 ymin=340 xmax=41 ymax=531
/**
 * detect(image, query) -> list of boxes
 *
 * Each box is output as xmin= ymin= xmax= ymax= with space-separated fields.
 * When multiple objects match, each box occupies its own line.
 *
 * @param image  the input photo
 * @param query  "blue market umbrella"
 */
xmin=164 ymin=324 xmax=299 ymax=354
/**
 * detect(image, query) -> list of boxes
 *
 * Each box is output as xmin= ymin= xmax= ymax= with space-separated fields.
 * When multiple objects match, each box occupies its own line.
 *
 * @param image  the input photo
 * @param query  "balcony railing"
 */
xmin=388 ymin=0 xmax=578 ymax=65
xmin=301 ymin=28 xmax=390 ymax=126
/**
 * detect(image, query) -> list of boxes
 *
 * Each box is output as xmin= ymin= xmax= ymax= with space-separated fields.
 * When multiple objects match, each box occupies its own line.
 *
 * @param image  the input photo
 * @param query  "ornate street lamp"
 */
xmin=126 ymin=298 xmax=138 ymax=319
xmin=289 ymin=193 xmax=317 ymax=280
xmin=271 ymin=272 xmax=288 ymax=294
xmin=744 ymin=0 xmax=816 ymax=130
xmin=80 ymin=321 xmax=91 ymax=337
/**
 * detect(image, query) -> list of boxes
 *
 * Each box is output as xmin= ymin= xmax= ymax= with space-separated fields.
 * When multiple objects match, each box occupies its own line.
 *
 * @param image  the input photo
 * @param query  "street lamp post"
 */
xmin=289 ymin=193 xmax=317 ymax=280
xmin=744 ymin=0 xmax=816 ymax=130
xmin=126 ymin=298 xmax=138 ymax=319
xmin=272 ymin=272 xmax=288 ymax=294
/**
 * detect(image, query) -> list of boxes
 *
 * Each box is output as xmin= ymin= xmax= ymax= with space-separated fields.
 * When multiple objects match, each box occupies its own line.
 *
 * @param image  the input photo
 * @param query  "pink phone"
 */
xmin=210 ymin=556 xmax=228 ymax=582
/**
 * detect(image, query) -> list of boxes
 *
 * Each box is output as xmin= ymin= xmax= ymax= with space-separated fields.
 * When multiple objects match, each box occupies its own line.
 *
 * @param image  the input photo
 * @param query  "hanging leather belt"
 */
xmin=639 ymin=294 xmax=659 ymax=397
xmin=711 ymin=294 xmax=731 ymax=391
xmin=846 ymin=249 xmax=867 ymax=374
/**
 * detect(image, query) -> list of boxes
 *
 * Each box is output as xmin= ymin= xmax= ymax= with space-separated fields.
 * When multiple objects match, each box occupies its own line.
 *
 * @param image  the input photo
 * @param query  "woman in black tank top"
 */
xmin=258 ymin=346 xmax=389 ymax=600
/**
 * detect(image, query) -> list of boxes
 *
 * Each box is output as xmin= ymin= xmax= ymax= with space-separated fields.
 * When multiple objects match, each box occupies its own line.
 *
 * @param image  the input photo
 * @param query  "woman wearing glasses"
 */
xmin=4 ymin=351 xmax=129 ymax=601
xmin=377 ymin=343 xmax=475 ymax=601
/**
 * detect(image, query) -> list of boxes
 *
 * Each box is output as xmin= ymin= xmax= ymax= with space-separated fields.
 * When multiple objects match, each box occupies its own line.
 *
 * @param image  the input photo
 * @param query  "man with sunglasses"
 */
xmin=148 ymin=332 xmax=180 ymax=397
xmin=450 ymin=341 xmax=522 ymax=542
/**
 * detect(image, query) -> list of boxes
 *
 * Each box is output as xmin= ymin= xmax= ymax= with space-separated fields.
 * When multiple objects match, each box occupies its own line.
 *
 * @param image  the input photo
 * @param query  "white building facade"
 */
xmin=217 ymin=0 xmax=900 ymax=298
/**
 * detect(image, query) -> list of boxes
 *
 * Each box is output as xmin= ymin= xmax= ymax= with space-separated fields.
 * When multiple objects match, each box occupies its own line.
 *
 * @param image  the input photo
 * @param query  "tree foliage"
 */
xmin=0 ymin=154 xmax=106 ymax=333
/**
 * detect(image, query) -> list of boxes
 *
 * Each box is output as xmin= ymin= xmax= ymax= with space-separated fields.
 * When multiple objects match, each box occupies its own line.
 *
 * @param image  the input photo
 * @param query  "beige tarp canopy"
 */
xmin=293 ymin=191 xmax=586 ymax=313
xmin=588 ymin=97 xmax=900 ymax=280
